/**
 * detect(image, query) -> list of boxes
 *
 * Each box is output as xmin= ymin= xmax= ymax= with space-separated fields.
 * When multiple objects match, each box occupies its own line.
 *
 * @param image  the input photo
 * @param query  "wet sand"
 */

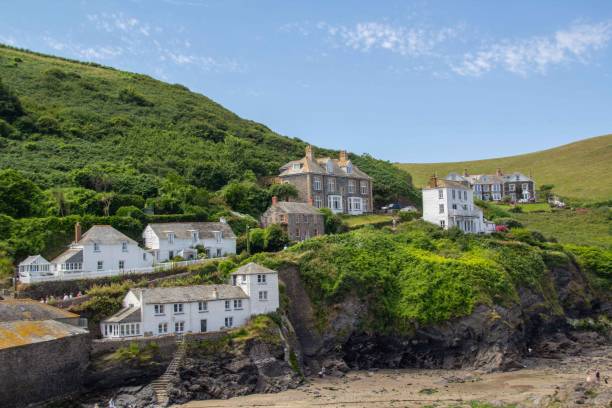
xmin=175 ymin=347 xmax=611 ymax=407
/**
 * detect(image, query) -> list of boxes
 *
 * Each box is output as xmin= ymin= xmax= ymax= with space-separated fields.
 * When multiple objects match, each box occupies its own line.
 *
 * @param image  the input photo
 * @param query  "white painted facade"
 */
xmin=78 ymin=238 xmax=153 ymax=274
xmin=100 ymin=263 xmax=279 ymax=339
xmin=422 ymin=178 xmax=494 ymax=234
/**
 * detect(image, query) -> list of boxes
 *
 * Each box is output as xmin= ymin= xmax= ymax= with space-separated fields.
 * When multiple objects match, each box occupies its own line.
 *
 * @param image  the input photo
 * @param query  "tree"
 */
xmin=268 ymin=183 xmax=298 ymax=201
xmin=220 ymin=180 xmax=270 ymax=216
xmin=0 ymin=169 xmax=45 ymax=218
xmin=539 ymin=184 xmax=555 ymax=201
xmin=319 ymin=208 xmax=346 ymax=234
xmin=264 ymin=224 xmax=289 ymax=251
xmin=0 ymin=77 xmax=24 ymax=122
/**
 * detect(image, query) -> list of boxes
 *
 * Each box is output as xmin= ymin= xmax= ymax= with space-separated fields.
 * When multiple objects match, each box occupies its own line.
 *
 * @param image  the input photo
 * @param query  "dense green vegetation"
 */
xmin=397 ymin=134 xmax=612 ymax=202
xmin=0 ymin=44 xmax=417 ymax=267
xmin=248 ymin=221 xmax=604 ymax=333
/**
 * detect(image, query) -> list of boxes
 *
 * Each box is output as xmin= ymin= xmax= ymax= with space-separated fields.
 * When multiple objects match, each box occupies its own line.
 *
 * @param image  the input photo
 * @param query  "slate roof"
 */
xmin=279 ymin=156 xmax=371 ymax=179
xmin=51 ymin=248 xmax=83 ymax=265
xmin=0 ymin=320 xmax=88 ymax=350
xmin=133 ymin=284 xmax=248 ymax=304
xmin=271 ymin=201 xmax=324 ymax=215
xmin=147 ymin=222 xmax=236 ymax=240
xmin=0 ymin=299 xmax=79 ymax=322
xmin=102 ymin=306 xmax=141 ymax=324
xmin=425 ymin=177 xmax=471 ymax=190
xmin=19 ymin=255 xmax=50 ymax=266
xmin=232 ymin=262 xmax=277 ymax=276
xmin=78 ymin=225 xmax=138 ymax=245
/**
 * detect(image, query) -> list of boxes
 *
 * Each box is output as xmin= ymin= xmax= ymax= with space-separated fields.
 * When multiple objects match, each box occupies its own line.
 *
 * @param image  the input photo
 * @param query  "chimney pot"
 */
xmin=463 ymin=168 xmax=469 ymax=177
xmin=496 ymin=168 xmax=502 ymax=176
xmin=272 ymin=196 xmax=278 ymax=205
xmin=75 ymin=222 xmax=82 ymax=243
xmin=305 ymin=145 xmax=314 ymax=160
xmin=339 ymin=150 xmax=348 ymax=164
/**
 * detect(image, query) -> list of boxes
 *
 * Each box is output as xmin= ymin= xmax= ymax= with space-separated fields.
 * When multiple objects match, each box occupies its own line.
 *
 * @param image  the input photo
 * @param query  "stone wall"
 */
xmin=0 ymin=333 xmax=90 ymax=407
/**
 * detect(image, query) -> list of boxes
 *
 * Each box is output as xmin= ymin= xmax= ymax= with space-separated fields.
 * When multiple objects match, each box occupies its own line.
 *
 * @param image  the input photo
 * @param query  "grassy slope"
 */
xmin=397 ymin=135 xmax=612 ymax=201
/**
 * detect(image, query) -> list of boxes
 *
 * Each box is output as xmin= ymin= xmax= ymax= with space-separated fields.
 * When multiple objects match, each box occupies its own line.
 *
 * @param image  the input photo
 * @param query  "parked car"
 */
xmin=399 ymin=206 xmax=418 ymax=212
xmin=381 ymin=203 xmax=402 ymax=213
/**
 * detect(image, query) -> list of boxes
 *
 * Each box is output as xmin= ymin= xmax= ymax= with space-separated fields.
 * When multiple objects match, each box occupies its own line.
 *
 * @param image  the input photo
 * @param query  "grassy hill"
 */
xmin=397 ymin=135 xmax=612 ymax=202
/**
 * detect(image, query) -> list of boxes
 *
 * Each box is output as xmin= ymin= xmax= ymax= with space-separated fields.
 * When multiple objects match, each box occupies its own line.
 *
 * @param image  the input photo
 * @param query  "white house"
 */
xmin=17 ymin=255 xmax=52 ymax=279
xmin=143 ymin=220 xmax=236 ymax=262
xmin=50 ymin=224 xmax=154 ymax=276
xmin=100 ymin=262 xmax=279 ymax=338
xmin=422 ymin=176 xmax=495 ymax=234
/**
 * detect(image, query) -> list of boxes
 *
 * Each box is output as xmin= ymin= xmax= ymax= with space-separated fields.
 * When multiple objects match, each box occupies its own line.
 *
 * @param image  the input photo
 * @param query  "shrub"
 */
xmin=118 ymin=87 xmax=153 ymax=107
xmin=36 ymin=115 xmax=61 ymax=134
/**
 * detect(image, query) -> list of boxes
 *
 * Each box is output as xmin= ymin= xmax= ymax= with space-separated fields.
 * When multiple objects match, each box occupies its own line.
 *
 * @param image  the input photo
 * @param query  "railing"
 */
xmin=19 ymin=258 xmax=216 ymax=284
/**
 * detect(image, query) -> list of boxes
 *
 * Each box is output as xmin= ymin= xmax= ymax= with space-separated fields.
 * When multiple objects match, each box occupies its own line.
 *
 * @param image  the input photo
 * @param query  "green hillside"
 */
xmin=397 ymin=135 xmax=612 ymax=202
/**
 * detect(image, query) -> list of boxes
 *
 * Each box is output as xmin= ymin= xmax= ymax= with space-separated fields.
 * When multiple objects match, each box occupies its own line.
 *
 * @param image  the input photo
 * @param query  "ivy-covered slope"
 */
xmin=0 ymin=44 xmax=417 ymax=205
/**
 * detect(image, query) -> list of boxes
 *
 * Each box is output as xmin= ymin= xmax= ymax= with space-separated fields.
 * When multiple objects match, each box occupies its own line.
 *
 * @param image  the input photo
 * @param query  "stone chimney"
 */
xmin=212 ymin=287 xmax=218 ymax=300
xmin=219 ymin=217 xmax=227 ymax=224
xmin=305 ymin=145 xmax=314 ymax=160
xmin=430 ymin=173 xmax=438 ymax=188
xmin=496 ymin=168 xmax=503 ymax=176
xmin=338 ymin=150 xmax=348 ymax=165
xmin=74 ymin=222 xmax=82 ymax=243
xmin=307 ymin=197 xmax=314 ymax=206
xmin=463 ymin=168 xmax=469 ymax=177
xmin=272 ymin=196 xmax=278 ymax=205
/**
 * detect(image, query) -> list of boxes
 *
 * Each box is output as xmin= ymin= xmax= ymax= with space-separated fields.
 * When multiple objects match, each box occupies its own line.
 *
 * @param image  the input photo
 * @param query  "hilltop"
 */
xmin=0 ymin=44 xmax=416 ymax=208
xmin=397 ymin=134 xmax=612 ymax=202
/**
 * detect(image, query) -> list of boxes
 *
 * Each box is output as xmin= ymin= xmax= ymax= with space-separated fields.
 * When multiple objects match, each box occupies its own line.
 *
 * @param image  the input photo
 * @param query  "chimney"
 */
xmin=74 ymin=222 xmax=82 ymax=243
xmin=496 ymin=168 xmax=503 ymax=176
xmin=305 ymin=145 xmax=314 ymax=160
xmin=339 ymin=150 xmax=348 ymax=165
xmin=272 ymin=196 xmax=278 ymax=205
xmin=308 ymin=197 xmax=314 ymax=206
xmin=463 ymin=168 xmax=469 ymax=177
xmin=212 ymin=287 xmax=218 ymax=300
xmin=219 ymin=217 xmax=227 ymax=224
xmin=431 ymin=173 xmax=438 ymax=188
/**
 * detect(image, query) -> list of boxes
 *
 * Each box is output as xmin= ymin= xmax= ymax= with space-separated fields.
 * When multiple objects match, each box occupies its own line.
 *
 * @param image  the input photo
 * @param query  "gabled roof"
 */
xmin=79 ymin=225 xmax=138 ymax=245
xmin=232 ymin=262 xmax=277 ymax=276
xmin=132 ymin=284 xmax=248 ymax=304
xmin=18 ymin=255 xmax=50 ymax=266
xmin=0 ymin=320 xmax=87 ymax=350
xmin=102 ymin=306 xmax=141 ymax=323
xmin=0 ymin=299 xmax=79 ymax=322
xmin=146 ymin=222 xmax=236 ymax=240
xmin=425 ymin=177 xmax=470 ymax=190
xmin=51 ymin=248 xmax=83 ymax=265
xmin=279 ymin=155 xmax=371 ymax=179
xmin=270 ymin=201 xmax=324 ymax=215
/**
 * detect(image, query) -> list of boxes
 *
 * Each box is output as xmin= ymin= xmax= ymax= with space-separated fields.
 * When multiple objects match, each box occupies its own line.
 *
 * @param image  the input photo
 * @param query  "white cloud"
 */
xmin=0 ymin=34 xmax=17 ymax=46
xmin=452 ymin=21 xmax=612 ymax=76
xmin=43 ymin=36 xmax=123 ymax=60
xmin=87 ymin=13 xmax=152 ymax=37
xmin=318 ymin=21 xmax=460 ymax=57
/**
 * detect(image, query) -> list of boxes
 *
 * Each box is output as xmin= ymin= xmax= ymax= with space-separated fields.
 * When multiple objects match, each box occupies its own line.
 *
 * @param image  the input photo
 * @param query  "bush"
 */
xmin=115 ymin=205 xmax=145 ymax=221
xmin=36 ymin=115 xmax=61 ymax=134
xmin=118 ymin=87 xmax=153 ymax=107
xmin=494 ymin=217 xmax=523 ymax=228
xmin=398 ymin=211 xmax=420 ymax=222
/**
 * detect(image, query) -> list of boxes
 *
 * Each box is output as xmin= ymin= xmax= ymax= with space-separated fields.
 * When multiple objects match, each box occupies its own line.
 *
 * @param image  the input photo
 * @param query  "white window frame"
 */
xmin=168 ymin=232 xmax=175 ymax=244
xmin=314 ymin=196 xmax=323 ymax=208
xmin=93 ymin=242 xmax=100 ymax=252
xmin=224 ymin=317 xmax=233 ymax=328
xmin=348 ymin=180 xmax=356 ymax=194
xmin=224 ymin=300 xmax=231 ymax=310
xmin=154 ymin=304 xmax=165 ymax=315
xmin=327 ymin=177 xmax=336 ymax=192
xmin=328 ymin=195 xmax=342 ymax=212
xmin=121 ymin=242 xmax=128 ymax=252
xmin=257 ymin=274 xmax=267 ymax=284
xmin=440 ymin=220 xmax=445 ymax=228
xmin=173 ymin=303 xmax=184 ymax=314
xmin=313 ymin=177 xmax=322 ymax=191
xmin=259 ymin=291 xmax=268 ymax=300
xmin=233 ymin=299 xmax=243 ymax=309
xmin=198 ymin=301 xmax=208 ymax=312
xmin=509 ymin=184 xmax=516 ymax=192
xmin=360 ymin=181 xmax=368 ymax=194
xmin=438 ymin=189 xmax=444 ymax=199
xmin=174 ymin=321 xmax=185 ymax=333
xmin=97 ymin=261 xmax=103 ymax=270
xmin=118 ymin=260 xmax=125 ymax=270
xmin=439 ymin=204 xmax=445 ymax=214
xmin=158 ymin=322 xmax=168 ymax=334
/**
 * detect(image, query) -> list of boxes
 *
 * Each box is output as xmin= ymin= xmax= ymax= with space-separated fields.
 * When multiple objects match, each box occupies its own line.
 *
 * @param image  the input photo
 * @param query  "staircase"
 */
xmin=152 ymin=335 xmax=188 ymax=407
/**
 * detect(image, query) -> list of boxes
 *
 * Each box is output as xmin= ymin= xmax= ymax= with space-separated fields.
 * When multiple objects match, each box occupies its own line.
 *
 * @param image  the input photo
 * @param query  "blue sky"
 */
xmin=1 ymin=0 xmax=611 ymax=162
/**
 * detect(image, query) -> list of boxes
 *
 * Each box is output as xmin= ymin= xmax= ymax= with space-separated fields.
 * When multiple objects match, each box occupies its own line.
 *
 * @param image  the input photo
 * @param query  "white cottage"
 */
xmin=51 ymin=223 xmax=153 ymax=276
xmin=17 ymin=255 xmax=52 ymax=279
xmin=100 ymin=262 xmax=279 ymax=338
xmin=142 ymin=220 xmax=236 ymax=262
xmin=422 ymin=176 xmax=495 ymax=234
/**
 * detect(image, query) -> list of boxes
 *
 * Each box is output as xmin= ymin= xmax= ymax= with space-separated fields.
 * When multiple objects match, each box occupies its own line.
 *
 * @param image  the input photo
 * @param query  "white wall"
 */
xmin=234 ymin=272 xmax=280 ymax=316
xmin=423 ymin=186 xmax=490 ymax=234
xmin=81 ymin=241 xmax=153 ymax=273
xmin=146 ymin=232 xmax=236 ymax=262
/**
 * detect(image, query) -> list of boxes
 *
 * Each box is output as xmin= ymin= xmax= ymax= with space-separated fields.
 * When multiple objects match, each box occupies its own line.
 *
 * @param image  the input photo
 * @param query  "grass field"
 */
xmin=510 ymin=207 xmax=611 ymax=249
xmin=397 ymin=134 xmax=612 ymax=202
xmin=496 ymin=203 xmax=552 ymax=213
xmin=343 ymin=214 xmax=394 ymax=228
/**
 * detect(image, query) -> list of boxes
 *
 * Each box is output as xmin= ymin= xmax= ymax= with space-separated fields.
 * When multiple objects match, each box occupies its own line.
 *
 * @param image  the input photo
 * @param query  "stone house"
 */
xmin=446 ymin=169 xmax=536 ymax=202
xmin=260 ymin=198 xmax=325 ymax=241
xmin=278 ymin=145 xmax=373 ymax=215
xmin=101 ymin=262 xmax=279 ymax=338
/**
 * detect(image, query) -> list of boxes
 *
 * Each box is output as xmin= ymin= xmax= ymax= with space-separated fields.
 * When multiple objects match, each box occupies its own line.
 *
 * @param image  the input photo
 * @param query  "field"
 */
xmin=397 ymin=134 xmax=612 ymax=202
xmin=342 ymin=214 xmax=394 ymax=228
xmin=496 ymin=202 xmax=551 ymax=213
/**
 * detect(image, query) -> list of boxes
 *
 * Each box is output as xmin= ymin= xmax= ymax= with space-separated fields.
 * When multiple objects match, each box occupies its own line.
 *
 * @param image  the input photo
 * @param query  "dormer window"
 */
xmin=93 ymin=243 xmax=100 ymax=252
xmin=346 ymin=162 xmax=353 ymax=174
xmin=326 ymin=160 xmax=333 ymax=174
xmin=292 ymin=163 xmax=302 ymax=171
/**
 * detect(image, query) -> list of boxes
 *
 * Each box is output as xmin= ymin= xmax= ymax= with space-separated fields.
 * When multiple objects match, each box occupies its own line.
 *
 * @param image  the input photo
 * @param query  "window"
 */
xmin=173 ymin=303 xmax=184 ymax=314
xmin=224 ymin=317 xmax=233 ymax=328
xmin=314 ymin=196 xmax=323 ymax=208
xmin=225 ymin=300 xmax=231 ymax=310
xmin=168 ymin=232 xmax=175 ymax=244
xmin=439 ymin=204 xmax=445 ymax=214
xmin=97 ymin=261 xmax=103 ymax=270
xmin=452 ymin=189 xmax=456 ymax=199
xmin=303 ymin=215 xmax=309 ymax=224
xmin=521 ymin=183 xmax=529 ymax=191
xmin=198 ymin=301 xmax=208 ymax=312
xmin=93 ymin=243 xmax=100 ymax=252
xmin=259 ymin=291 xmax=268 ymax=300
xmin=118 ymin=260 xmax=125 ymax=270
xmin=313 ymin=177 xmax=322 ymax=191
xmin=463 ymin=191 xmax=467 ymax=200
xmin=234 ymin=299 xmax=243 ymax=309
xmin=257 ymin=274 xmax=267 ymax=284
xmin=216 ymin=248 xmax=222 ymax=257
xmin=328 ymin=195 xmax=342 ymax=211
xmin=158 ymin=323 xmax=168 ymax=334
xmin=327 ymin=177 xmax=336 ymax=192
xmin=360 ymin=181 xmax=368 ymax=195
xmin=326 ymin=160 xmax=333 ymax=174
xmin=346 ymin=162 xmax=353 ymax=174
xmin=168 ymin=250 xmax=174 ymax=259
xmin=483 ymin=185 xmax=490 ymax=192
xmin=475 ymin=184 xmax=481 ymax=192
xmin=175 ymin=321 xmax=185 ymax=333
xmin=509 ymin=184 xmax=516 ymax=192
xmin=191 ymin=231 xmax=198 ymax=243
xmin=154 ymin=304 xmax=165 ymax=315
xmin=440 ymin=220 xmax=445 ymax=228
xmin=452 ymin=204 xmax=457 ymax=210
xmin=363 ymin=200 xmax=368 ymax=213
xmin=214 ymin=231 xmax=222 ymax=243
xmin=292 ymin=163 xmax=302 ymax=171
xmin=348 ymin=197 xmax=362 ymax=212
xmin=348 ymin=180 xmax=356 ymax=193
xmin=120 ymin=325 xmax=125 ymax=336
xmin=438 ymin=189 xmax=444 ymax=199
xmin=143 ymin=253 xmax=147 ymax=261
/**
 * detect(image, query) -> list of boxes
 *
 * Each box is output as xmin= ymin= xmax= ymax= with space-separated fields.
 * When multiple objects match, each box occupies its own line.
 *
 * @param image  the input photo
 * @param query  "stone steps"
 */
xmin=151 ymin=336 xmax=188 ymax=407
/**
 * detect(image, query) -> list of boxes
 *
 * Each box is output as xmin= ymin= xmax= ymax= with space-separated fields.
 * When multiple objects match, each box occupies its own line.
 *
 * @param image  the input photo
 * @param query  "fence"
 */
xmin=19 ymin=258 xmax=216 ymax=284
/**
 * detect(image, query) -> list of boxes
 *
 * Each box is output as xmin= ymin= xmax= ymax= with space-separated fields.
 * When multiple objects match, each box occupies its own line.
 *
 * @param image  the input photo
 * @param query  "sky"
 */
xmin=1 ymin=0 xmax=612 ymax=162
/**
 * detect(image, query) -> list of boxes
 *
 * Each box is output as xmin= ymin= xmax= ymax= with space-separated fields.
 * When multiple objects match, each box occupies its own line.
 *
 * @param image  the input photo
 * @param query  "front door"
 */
xmin=200 ymin=319 xmax=207 ymax=332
